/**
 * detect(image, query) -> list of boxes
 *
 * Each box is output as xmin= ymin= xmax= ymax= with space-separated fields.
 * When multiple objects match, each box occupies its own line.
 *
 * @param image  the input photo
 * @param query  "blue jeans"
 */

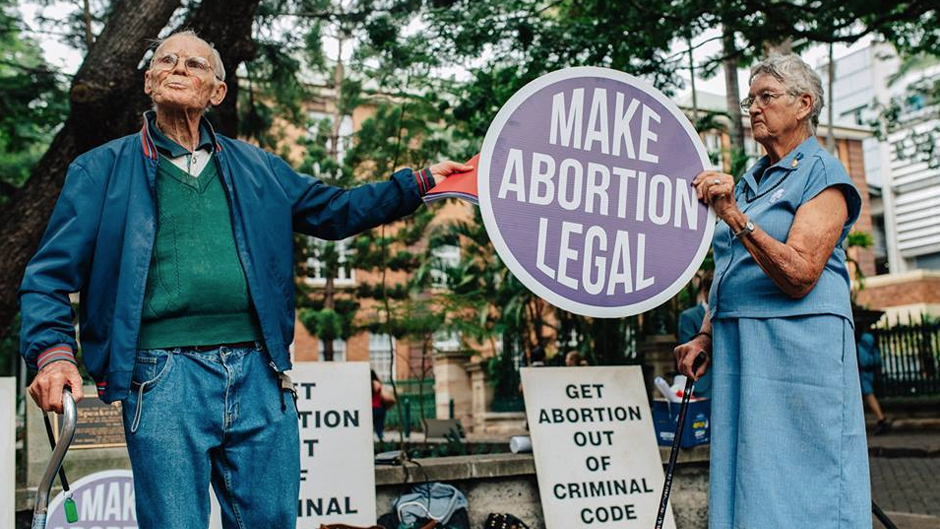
xmin=122 ymin=344 xmax=299 ymax=529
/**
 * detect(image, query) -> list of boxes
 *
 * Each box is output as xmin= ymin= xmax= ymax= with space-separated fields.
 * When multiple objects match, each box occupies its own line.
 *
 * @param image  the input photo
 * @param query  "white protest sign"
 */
xmin=1 ymin=377 xmax=14 ymax=529
xmin=521 ymin=366 xmax=675 ymax=529
xmin=291 ymin=361 xmax=376 ymax=527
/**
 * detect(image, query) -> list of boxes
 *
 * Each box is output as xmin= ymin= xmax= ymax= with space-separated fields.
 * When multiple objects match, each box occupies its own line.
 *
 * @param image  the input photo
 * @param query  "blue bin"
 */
xmin=652 ymin=398 xmax=710 ymax=448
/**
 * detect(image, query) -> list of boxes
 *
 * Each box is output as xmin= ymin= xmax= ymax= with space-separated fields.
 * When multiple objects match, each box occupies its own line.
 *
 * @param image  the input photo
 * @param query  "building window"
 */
xmin=304 ymin=237 xmax=355 ymax=287
xmin=430 ymin=244 xmax=461 ymax=288
xmin=433 ymin=330 xmax=461 ymax=353
xmin=317 ymin=339 xmax=346 ymax=362
xmin=369 ymin=333 xmax=396 ymax=382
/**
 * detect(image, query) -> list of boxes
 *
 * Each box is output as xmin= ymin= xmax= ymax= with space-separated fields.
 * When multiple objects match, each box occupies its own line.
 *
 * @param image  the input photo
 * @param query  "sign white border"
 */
xmin=478 ymin=66 xmax=715 ymax=318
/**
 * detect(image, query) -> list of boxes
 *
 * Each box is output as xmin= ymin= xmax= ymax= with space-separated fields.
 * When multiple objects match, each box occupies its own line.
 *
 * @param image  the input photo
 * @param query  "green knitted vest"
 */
xmin=137 ymin=158 xmax=262 ymax=349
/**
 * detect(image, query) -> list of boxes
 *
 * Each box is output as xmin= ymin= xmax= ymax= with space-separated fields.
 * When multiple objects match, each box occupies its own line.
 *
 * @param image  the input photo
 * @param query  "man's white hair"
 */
xmin=151 ymin=29 xmax=226 ymax=81
xmin=749 ymin=54 xmax=824 ymax=134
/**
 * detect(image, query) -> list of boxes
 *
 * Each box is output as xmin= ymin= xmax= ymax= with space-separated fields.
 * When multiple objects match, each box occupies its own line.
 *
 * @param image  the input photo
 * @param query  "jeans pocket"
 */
xmin=131 ymin=350 xmax=172 ymax=394
xmin=129 ymin=350 xmax=173 ymax=434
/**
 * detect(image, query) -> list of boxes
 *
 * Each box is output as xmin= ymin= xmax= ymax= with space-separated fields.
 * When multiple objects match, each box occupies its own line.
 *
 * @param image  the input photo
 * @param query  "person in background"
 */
xmin=677 ymin=271 xmax=713 ymax=398
xmin=565 ymin=351 xmax=588 ymax=366
xmin=857 ymin=330 xmax=890 ymax=435
xmin=673 ymin=54 xmax=869 ymax=527
xmin=528 ymin=346 xmax=546 ymax=367
xmin=371 ymin=369 xmax=388 ymax=441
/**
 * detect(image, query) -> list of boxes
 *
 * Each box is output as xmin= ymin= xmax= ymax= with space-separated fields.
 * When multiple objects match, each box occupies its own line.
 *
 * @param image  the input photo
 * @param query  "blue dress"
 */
xmin=706 ymin=137 xmax=870 ymax=528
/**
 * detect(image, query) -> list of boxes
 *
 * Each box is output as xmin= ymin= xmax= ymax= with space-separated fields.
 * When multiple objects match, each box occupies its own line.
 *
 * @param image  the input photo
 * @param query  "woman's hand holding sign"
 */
xmin=692 ymin=171 xmax=738 ymax=224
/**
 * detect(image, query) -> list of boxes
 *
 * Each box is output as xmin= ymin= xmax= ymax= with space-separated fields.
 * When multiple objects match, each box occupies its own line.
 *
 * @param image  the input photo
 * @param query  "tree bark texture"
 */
xmin=0 ymin=0 xmax=182 ymax=337
xmin=0 ymin=0 xmax=261 ymax=339
xmin=722 ymin=27 xmax=745 ymax=158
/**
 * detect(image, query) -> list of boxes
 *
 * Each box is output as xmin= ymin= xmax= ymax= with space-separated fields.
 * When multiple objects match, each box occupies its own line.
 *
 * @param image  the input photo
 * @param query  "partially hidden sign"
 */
xmin=521 ymin=366 xmax=675 ymax=529
xmin=291 ymin=361 xmax=376 ymax=527
xmin=46 ymin=470 xmax=137 ymax=528
xmin=478 ymin=67 xmax=713 ymax=318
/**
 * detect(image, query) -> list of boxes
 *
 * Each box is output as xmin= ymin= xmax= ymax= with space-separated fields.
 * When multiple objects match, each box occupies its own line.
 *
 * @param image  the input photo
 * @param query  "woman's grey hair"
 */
xmin=150 ymin=30 xmax=226 ymax=81
xmin=749 ymin=54 xmax=824 ymax=134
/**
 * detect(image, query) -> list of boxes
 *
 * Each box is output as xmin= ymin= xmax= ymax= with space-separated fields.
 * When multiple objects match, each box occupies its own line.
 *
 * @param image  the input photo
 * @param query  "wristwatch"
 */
xmin=733 ymin=218 xmax=756 ymax=239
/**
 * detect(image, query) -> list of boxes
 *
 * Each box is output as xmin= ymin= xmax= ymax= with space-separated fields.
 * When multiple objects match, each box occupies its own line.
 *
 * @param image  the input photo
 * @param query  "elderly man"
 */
xmin=20 ymin=30 xmax=470 ymax=528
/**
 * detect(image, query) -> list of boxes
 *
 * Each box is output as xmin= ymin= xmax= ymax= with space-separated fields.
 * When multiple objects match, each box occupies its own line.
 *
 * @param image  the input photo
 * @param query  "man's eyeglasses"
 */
xmin=151 ymin=53 xmax=222 ymax=80
xmin=740 ymin=92 xmax=791 ymax=111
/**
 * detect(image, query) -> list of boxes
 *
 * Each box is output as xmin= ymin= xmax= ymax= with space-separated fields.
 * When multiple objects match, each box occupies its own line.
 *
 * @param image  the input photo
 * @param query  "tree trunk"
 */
xmin=178 ymin=0 xmax=261 ymax=137
xmin=0 ymin=0 xmax=182 ymax=337
xmin=321 ymin=37 xmax=345 ymax=363
xmin=722 ymin=27 xmax=745 ymax=158
xmin=0 ymin=0 xmax=263 ymax=339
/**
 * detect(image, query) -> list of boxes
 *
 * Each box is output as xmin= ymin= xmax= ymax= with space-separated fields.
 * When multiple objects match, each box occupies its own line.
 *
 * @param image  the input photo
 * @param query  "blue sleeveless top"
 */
xmin=708 ymin=136 xmax=862 ymax=321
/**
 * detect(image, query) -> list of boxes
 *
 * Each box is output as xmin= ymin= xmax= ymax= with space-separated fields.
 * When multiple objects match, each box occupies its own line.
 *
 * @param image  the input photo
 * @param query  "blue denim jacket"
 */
xmin=19 ymin=112 xmax=434 ymax=402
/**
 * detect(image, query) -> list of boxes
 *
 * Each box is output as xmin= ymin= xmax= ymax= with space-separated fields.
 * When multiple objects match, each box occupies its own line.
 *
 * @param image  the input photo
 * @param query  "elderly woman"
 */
xmin=674 ymin=54 xmax=869 ymax=527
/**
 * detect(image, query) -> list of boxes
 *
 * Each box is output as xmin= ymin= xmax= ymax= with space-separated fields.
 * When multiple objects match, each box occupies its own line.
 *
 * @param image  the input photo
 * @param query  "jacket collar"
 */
xmin=139 ymin=110 xmax=222 ymax=161
xmin=742 ymin=135 xmax=820 ymax=195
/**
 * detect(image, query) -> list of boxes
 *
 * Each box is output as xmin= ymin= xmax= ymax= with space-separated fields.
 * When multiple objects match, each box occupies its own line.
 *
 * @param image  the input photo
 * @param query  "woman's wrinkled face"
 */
xmin=144 ymin=35 xmax=226 ymax=113
xmin=746 ymin=74 xmax=811 ymax=145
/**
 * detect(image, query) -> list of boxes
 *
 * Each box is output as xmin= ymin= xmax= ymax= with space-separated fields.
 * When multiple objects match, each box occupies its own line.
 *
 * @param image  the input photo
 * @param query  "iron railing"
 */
xmin=873 ymin=318 xmax=940 ymax=398
xmin=385 ymin=378 xmax=436 ymax=432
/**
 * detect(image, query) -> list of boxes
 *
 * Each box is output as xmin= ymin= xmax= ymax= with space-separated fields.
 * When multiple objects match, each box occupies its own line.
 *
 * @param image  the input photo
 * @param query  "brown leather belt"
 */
xmin=186 ymin=341 xmax=260 ymax=352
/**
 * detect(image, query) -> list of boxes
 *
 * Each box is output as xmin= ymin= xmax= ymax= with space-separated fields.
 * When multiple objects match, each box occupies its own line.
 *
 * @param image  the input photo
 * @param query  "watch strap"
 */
xmin=733 ymin=218 xmax=755 ymax=239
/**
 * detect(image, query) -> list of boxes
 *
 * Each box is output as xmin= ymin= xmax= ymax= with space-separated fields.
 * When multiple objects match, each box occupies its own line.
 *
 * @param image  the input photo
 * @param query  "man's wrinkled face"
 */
xmin=145 ymin=35 xmax=226 ymax=113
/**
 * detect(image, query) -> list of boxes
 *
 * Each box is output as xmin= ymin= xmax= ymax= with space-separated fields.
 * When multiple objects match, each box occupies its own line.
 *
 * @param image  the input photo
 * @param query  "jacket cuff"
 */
xmin=414 ymin=168 xmax=436 ymax=196
xmin=36 ymin=345 xmax=77 ymax=371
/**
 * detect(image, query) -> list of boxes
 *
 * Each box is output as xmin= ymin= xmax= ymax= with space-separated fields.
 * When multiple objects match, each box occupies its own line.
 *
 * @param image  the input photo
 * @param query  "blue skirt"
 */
xmin=709 ymin=315 xmax=871 ymax=528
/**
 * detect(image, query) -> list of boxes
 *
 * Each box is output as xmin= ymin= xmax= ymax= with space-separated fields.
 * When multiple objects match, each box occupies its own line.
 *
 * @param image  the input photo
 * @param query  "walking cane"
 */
xmin=32 ymin=386 xmax=78 ymax=529
xmin=872 ymin=501 xmax=898 ymax=529
xmin=655 ymin=352 xmax=706 ymax=529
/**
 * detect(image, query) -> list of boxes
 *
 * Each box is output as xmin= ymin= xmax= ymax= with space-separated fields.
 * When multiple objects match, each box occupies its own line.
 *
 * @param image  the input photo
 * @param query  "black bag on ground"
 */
xmin=483 ymin=513 xmax=529 ymax=529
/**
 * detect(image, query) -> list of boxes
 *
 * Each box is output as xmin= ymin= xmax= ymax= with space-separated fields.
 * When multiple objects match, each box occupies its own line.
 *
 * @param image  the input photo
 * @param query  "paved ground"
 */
xmin=867 ymin=424 xmax=940 ymax=528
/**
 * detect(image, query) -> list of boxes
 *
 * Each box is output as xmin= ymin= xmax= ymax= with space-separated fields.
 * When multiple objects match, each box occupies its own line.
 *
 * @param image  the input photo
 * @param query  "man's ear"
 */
xmin=210 ymin=81 xmax=227 ymax=107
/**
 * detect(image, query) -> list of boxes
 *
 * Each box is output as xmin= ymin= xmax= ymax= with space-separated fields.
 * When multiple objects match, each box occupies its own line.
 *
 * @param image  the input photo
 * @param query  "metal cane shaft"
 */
xmin=33 ymin=388 xmax=77 ymax=522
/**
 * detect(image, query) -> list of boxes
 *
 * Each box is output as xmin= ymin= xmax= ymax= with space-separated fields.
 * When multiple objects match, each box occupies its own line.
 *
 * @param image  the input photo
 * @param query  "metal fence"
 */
xmin=384 ymin=378 xmax=436 ymax=432
xmin=873 ymin=318 xmax=940 ymax=398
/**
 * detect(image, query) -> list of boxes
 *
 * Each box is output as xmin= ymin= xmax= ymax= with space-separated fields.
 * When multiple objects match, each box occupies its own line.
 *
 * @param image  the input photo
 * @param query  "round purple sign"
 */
xmin=478 ymin=67 xmax=714 ymax=318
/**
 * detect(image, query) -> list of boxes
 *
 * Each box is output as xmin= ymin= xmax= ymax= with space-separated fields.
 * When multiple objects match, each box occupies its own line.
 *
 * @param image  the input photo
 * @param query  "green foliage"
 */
xmin=298 ymin=307 xmax=344 ymax=341
xmin=0 ymin=0 xmax=68 ymax=205
xmin=847 ymin=230 xmax=874 ymax=250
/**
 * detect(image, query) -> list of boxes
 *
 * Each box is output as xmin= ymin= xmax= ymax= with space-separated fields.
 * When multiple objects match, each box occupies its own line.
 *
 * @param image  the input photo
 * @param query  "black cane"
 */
xmin=655 ymin=352 xmax=706 ymax=529
xmin=872 ymin=501 xmax=898 ymax=529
